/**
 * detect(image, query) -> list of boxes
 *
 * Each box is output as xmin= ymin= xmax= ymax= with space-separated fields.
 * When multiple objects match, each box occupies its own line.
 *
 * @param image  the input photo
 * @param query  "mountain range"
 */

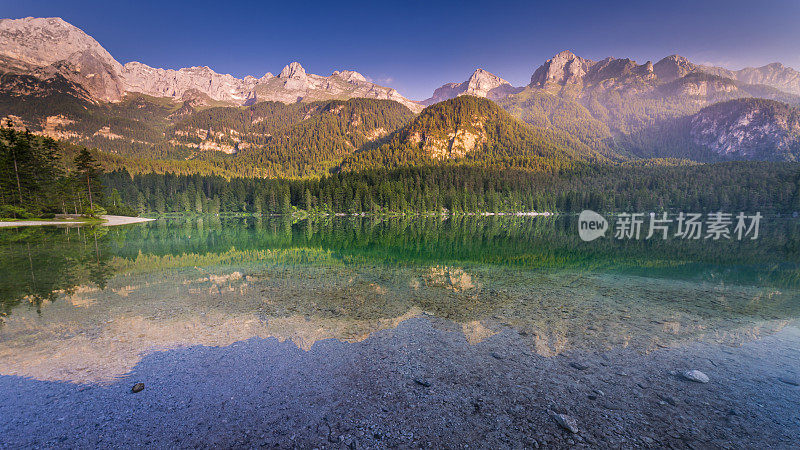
xmin=0 ymin=17 xmax=421 ymax=110
xmin=2 ymin=16 xmax=800 ymax=177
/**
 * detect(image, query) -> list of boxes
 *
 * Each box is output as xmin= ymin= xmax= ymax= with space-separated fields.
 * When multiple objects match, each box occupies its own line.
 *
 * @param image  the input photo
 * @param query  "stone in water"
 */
xmin=682 ymin=370 xmax=709 ymax=383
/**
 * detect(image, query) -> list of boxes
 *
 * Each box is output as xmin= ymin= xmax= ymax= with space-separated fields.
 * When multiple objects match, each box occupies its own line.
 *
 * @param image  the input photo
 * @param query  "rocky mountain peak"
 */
xmin=0 ymin=17 xmax=120 ymax=70
xmin=734 ymin=63 xmax=800 ymax=96
xmin=553 ymin=50 xmax=580 ymax=60
xmin=530 ymin=50 xmax=594 ymax=87
xmin=423 ymin=68 xmax=519 ymax=106
xmin=529 ymin=51 xmax=659 ymax=88
xmin=0 ymin=17 xmax=420 ymax=109
xmin=469 ymin=68 xmax=491 ymax=78
xmin=587 ymin=57 xmax=654 ymax=82
xmin=653 ymin=55 xmax=735 ymax=84
xmin=279 ymin=62 xmax=307 ymax=79
xmin=333 ymin=70 xmax=367 ymax=83
xmin=182 ymin=66 xmax=215 ymax=75
xmin=653 ymin=54 xmax=697 ymax=82
xmin=467 ymin=68 xmax=500 ymax=83
xmin=662 ymin=54 xmax=691 ymax=64
xmin=119 ymin=62 xmax=259 ymax=104
xmin=465 ymin=68 xmax=511 ymax=94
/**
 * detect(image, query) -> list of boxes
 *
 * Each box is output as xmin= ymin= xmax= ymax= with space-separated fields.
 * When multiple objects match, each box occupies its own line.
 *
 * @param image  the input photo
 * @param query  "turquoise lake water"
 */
xmin=1 ymin=215 xmax=798 ymax=383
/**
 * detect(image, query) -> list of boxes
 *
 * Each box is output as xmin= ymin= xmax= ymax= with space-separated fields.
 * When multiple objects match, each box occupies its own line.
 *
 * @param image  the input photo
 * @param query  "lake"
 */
xmin=1 ymin=216 xmax=799 ymax=447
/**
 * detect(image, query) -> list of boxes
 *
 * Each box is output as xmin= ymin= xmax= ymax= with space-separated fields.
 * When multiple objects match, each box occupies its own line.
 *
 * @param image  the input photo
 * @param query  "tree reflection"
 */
xmin=0 ymin=226 xmax=112 ymax=321
xmin=1 ymin=215 xmax=798 ymax=322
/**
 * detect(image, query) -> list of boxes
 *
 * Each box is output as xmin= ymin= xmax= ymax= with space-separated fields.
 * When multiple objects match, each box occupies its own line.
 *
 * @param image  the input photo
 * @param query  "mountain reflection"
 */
xmin=0 ymin=216 xmax=798 ymax=382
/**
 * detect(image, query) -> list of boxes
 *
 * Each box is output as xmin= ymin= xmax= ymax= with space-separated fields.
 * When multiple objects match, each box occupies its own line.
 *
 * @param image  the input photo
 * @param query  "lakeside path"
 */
xmin=0 ymin=215 xmax=154 ymax=228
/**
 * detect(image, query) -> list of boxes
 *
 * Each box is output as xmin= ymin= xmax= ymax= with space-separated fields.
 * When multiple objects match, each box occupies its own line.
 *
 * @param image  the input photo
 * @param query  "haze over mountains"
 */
xmin=2 ymin=16 xmax=800 ymax=175
xmin=429 ymin=51 xmax=800 ymax=101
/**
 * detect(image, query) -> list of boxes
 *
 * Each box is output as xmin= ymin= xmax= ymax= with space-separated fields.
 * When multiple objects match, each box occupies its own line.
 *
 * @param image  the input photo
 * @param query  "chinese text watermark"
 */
xmin=578 ymin=211 xmax=761 ymax=242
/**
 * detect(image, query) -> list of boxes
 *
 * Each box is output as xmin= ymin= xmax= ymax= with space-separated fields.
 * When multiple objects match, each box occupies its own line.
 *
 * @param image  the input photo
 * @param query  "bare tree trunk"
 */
xmin=13 ymin=154 xmax=23 ymax=205
xmin=86 ymin=176 xmax=94 ymax=210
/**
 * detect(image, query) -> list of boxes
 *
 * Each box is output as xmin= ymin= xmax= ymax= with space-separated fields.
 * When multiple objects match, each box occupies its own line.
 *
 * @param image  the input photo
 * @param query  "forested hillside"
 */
xmin=496 ymin=87 xmax=613 ymax=153
xmin=340 ymin=96 xmax=607 ymax=173
xmin=619 ymin=98 xmax=800 ymax=161
xmin=3 ymin=93 xmax=800 ymax=218
xmin=0 ymin=90 xmax=418 ymax=177
xmin=205 ymin=99 xmax=415 ymax=177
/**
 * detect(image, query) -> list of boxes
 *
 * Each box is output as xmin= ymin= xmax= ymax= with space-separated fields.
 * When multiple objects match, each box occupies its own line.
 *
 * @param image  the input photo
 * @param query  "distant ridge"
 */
xmin=0 ymin=17 xmax=422 ymax=110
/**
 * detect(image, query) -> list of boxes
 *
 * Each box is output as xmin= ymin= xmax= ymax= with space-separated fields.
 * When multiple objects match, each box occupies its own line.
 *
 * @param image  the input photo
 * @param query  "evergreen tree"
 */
xmin=303 ymin=188 xmax=313 ymax=211
xmin=0 ymin=123 xmax=62 ymax=215
xmin=74 ymin=148 xmax=103 ymax=211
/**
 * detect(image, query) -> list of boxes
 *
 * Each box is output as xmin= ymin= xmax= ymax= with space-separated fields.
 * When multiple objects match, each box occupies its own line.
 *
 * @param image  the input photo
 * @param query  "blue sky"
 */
xmin=3 ymin=0 xmax=800 ymax=100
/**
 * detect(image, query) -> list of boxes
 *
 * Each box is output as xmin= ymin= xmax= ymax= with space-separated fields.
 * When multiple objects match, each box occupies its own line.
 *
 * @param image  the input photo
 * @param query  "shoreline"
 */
xmin=1 ymin=317 xmax=797 ymax=447
xmin=101 ymin=215 xmax=157 ymax=226
xmin=0 ymin=215 xmax=155 ymax=228
xmin=145 ymin=211 xmax=558 ymax=219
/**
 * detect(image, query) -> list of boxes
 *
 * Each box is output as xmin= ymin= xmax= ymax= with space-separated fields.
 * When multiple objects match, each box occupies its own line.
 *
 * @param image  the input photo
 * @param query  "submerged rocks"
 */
xmin=413 ymin=378 xmax=431 ymax=388
xmin=131 ymin=382 xmax=145 ymax=393
xmin=550 ymin=411 xmax=579 ymax=434
xmin=658 ymin=393 xmax=678 ymax=406
xmin=777 ymin=376 xmax=799 ymax=386
xmin=682 ymin=370 xmax=710 ymax=383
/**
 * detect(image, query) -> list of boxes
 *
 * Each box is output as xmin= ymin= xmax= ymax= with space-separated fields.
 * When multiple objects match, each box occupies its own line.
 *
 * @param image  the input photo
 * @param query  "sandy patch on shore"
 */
xmin=0 ymin=215 xmax=154 ymax=228
xmin=100 ymin=215 xmax=155 ymax=226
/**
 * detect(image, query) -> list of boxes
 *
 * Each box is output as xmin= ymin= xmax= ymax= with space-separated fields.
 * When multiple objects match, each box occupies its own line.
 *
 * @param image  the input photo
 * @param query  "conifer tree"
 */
xmin=74 ymin=148 xmax=103 ymax=211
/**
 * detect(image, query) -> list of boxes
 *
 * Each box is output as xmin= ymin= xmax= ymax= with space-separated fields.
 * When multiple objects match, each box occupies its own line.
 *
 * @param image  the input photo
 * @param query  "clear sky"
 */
xmin=3 ymin=0 xmax=799 ymax=100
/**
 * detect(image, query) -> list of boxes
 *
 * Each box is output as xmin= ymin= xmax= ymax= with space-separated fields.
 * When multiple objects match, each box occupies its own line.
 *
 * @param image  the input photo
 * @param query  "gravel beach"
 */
xmin=1 ymin=317 xmax=798 ymax=448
